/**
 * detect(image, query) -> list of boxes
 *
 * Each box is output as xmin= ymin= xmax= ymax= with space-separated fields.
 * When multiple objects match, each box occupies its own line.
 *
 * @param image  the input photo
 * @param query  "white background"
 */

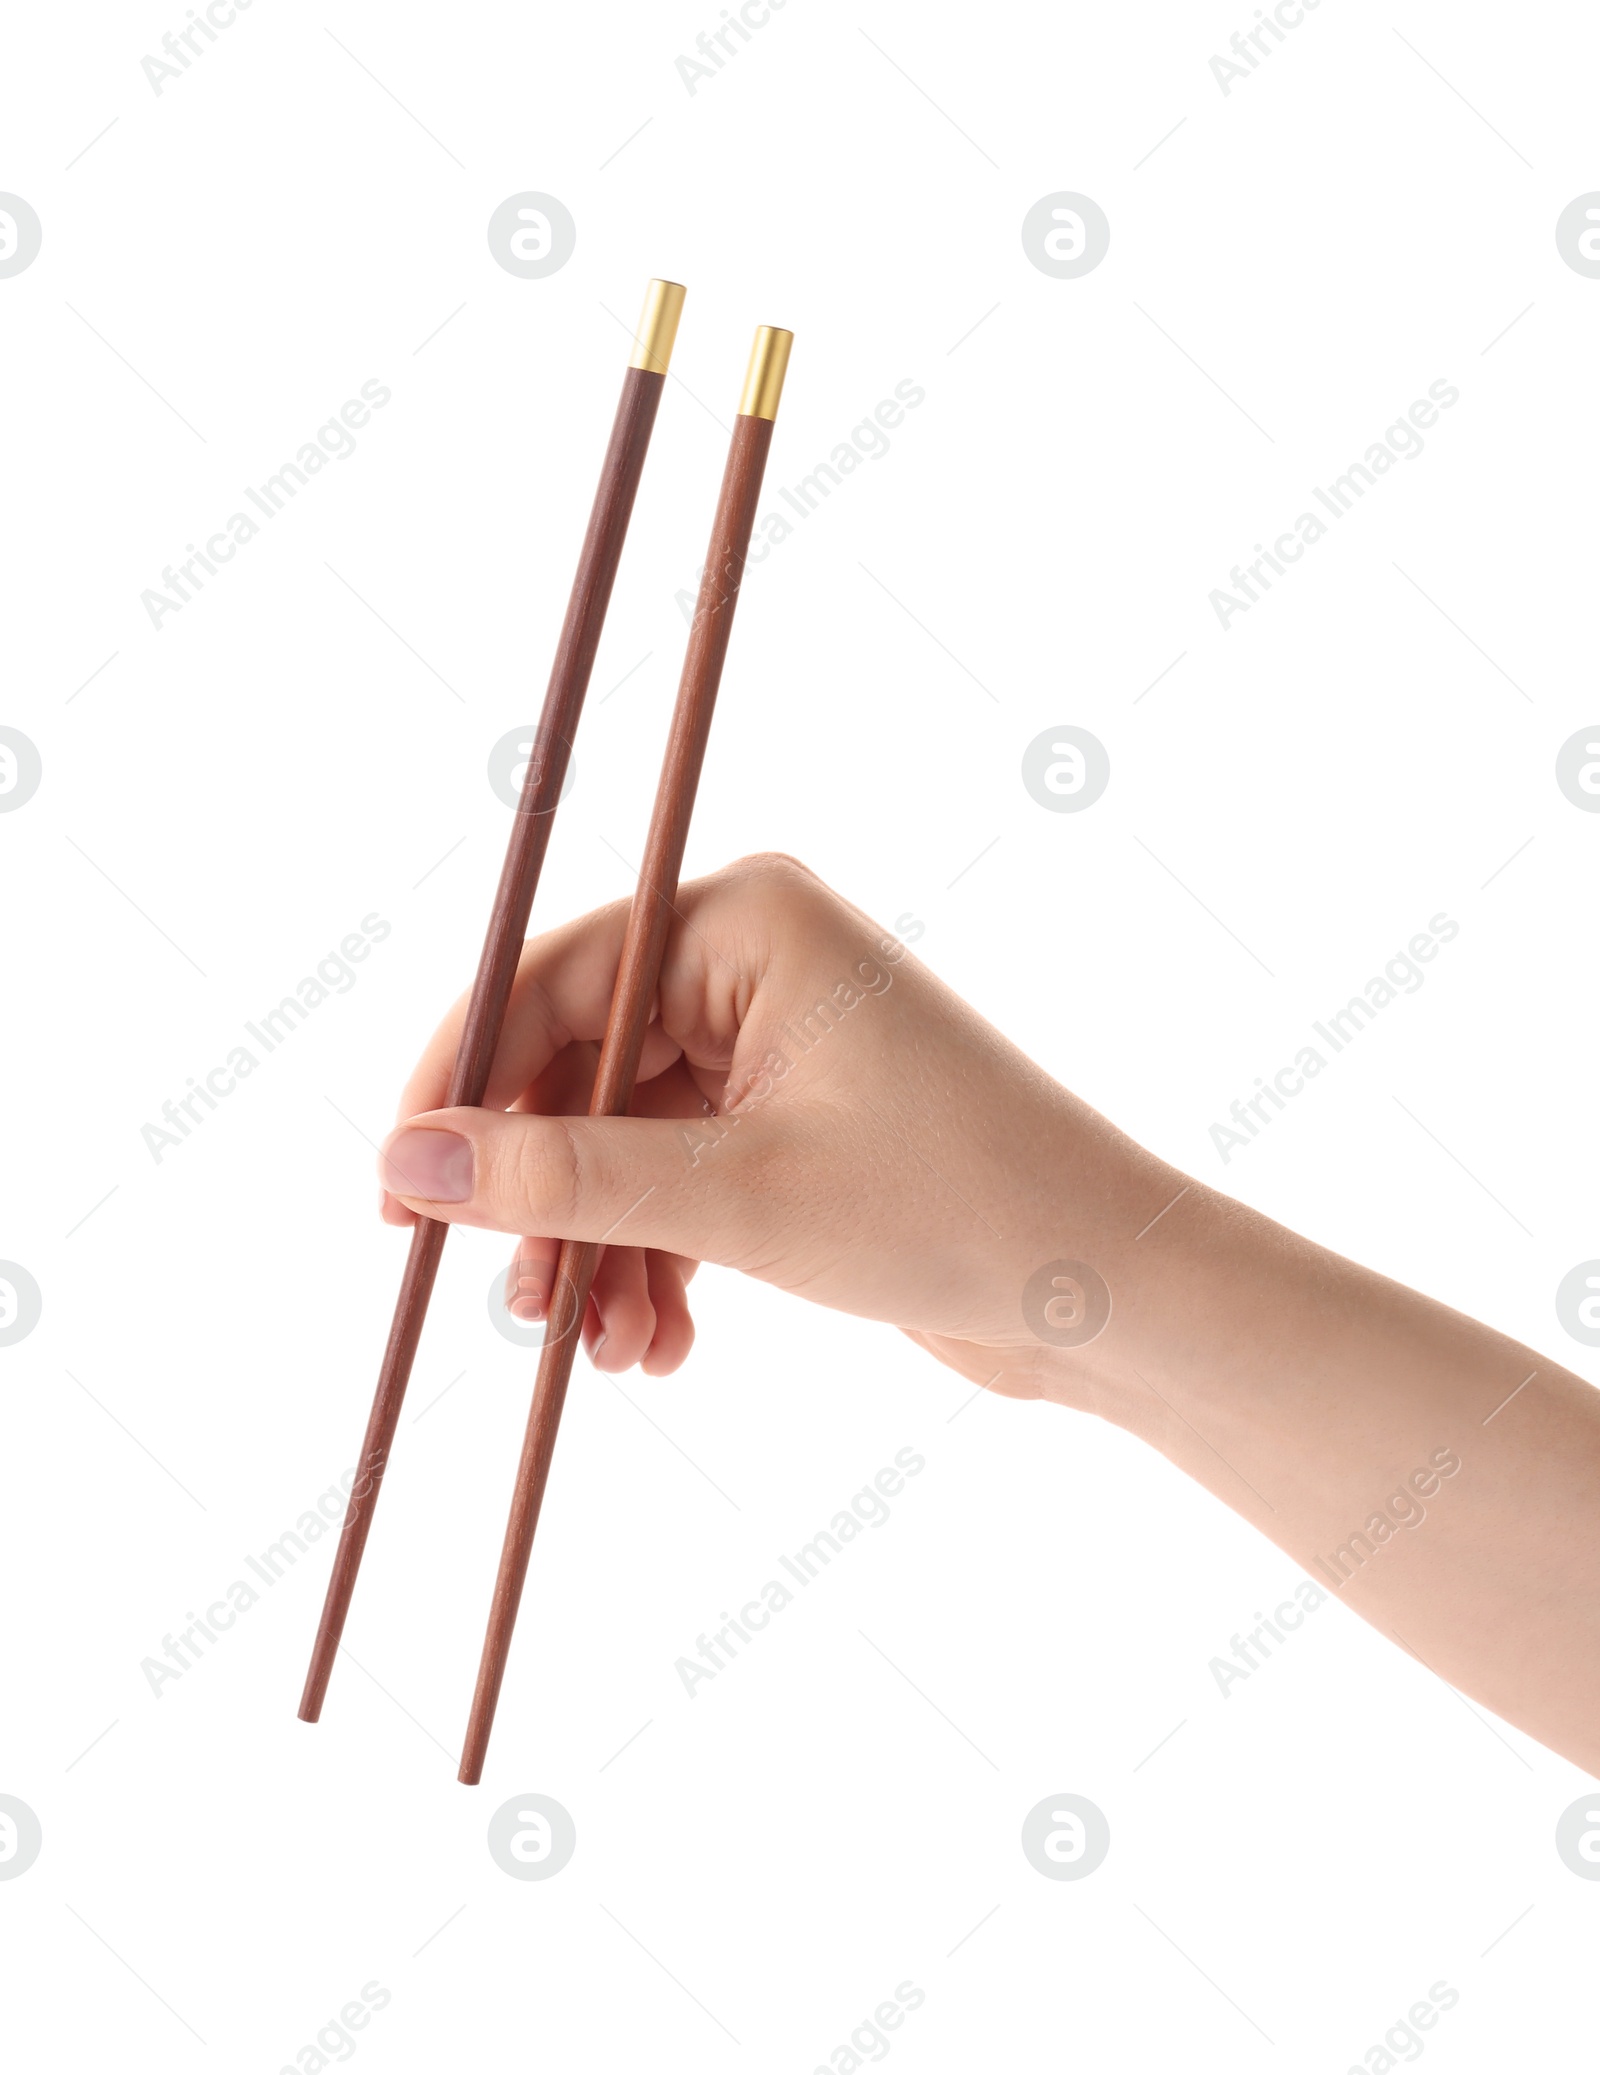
xmin=4 ymin=1 xmax=1599 ymax=2068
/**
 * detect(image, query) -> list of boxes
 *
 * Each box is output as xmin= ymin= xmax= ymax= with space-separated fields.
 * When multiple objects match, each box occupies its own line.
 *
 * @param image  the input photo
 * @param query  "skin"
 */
xmin=379 ymin=853 xmax=1600 ymax=1776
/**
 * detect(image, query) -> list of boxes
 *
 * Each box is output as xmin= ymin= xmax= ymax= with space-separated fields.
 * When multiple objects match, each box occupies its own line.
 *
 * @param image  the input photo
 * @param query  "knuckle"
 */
xmin=725 ymin=850 xmax=819 ymax=893
xmin=711 ymin=853 xmax=837 ymax=946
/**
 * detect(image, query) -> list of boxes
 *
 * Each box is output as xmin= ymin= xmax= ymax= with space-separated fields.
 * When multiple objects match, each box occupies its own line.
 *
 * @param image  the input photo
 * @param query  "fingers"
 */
xmin=642 ymin=1253 xmax=695 ymax=1375
xmin=397 ymin=893 xmax=639 ymax=1122
xmin=379 ymin=1103 xmax=781 ymax=1270
xmin=582 ymin=1248 xmax=653 ymax=1373
xmin=380 ymin=855 xmax=878 ymax=1363
xmin=504 ymin=1235 xmax=560 ymax=1322
xmin=500 ymin=1241 xmax=698 ymax=1374
xmin=395 ymin=862 xmax=788 ymax=1126
xmin=394 ymin=853 xmax=850 ymax=1129
xmin=582 ymin=1250 xmax=697 ymax=1375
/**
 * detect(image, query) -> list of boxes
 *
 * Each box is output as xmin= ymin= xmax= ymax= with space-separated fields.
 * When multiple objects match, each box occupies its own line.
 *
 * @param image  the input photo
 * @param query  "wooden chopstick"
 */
xmin=457 ymin=323 xmax=795 ymax=1784
xmin=298 ymin=281 xmax=688 ymax=1727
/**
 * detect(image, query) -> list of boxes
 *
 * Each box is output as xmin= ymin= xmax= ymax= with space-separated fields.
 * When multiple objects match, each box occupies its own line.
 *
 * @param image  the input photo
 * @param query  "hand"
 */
xmin=378 ymin=853 xmax=1168 ymax=1397
xmin=378 ymin=854 xmax=1600 ymax=1773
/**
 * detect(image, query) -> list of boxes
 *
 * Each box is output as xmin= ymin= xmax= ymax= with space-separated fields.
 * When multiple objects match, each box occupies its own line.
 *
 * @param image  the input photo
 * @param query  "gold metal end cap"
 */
xmin=738 ymin=326 xmax=793 ymax=420
xmin=629 ymin=280 xmax=687 ymax=374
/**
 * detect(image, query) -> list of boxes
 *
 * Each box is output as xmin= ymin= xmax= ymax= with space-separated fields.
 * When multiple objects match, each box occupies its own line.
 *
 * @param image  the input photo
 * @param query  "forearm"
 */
xmin=1039 ymin=1124 xmax=1600 ymax=1773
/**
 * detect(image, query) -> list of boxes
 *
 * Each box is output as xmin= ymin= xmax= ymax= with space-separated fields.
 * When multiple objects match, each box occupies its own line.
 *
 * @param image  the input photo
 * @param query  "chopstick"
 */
xmin=299 ymin=280 xmax=688 ymax=1726
xmin=457 ymin=323 xmax=795 ymax=1784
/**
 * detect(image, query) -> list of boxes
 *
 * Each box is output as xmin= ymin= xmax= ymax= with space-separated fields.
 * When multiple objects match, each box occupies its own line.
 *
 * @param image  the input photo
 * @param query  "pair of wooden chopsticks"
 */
xmin=298 ymin=281 xmax=793 ymax=1783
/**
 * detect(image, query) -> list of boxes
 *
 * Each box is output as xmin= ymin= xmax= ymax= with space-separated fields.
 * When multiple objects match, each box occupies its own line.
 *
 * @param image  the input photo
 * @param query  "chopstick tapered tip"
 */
xmin=629 ymin=279 xmax=687 ymax=375
xmin=737 ymin=325 xmax=793 ymax=420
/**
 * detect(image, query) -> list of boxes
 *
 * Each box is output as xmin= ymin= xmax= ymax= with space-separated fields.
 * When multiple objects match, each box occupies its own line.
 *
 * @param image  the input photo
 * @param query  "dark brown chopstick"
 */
xmin=457 ymin=323 xmax=795 ymax=1784
xmin=299 ymin=281 xmax=688 ymax=1726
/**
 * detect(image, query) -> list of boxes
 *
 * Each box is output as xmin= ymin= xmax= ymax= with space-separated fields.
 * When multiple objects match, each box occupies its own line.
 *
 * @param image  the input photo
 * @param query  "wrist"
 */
xmin=998 ymin=1091 xmax=1205 ymax=1426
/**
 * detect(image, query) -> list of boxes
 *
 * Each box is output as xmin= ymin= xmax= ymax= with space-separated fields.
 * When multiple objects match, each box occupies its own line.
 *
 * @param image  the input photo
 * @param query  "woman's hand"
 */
xmin=378 ymin=852 xmax=1170 ymax=1399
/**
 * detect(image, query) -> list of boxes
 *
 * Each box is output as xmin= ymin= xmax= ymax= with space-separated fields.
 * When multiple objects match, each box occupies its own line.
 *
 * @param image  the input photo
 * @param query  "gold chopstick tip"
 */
xmin=629 ymin=279 xmax=686 ymax=375
xmin=738 ymin=326 xmax=793 ymax=420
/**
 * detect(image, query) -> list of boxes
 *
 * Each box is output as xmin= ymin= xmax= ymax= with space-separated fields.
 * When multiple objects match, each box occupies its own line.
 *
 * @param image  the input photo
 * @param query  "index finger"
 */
xmin=397 ymin=890 xmax=635 ymax=1123
xmin=396 ymin=855 xmax=792 ymax=1122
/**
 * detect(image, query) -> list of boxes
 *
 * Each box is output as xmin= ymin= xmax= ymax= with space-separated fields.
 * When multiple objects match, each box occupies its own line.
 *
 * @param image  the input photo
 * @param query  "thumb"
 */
xmin=378 ymin=1105 xmax=772 ymax=1264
